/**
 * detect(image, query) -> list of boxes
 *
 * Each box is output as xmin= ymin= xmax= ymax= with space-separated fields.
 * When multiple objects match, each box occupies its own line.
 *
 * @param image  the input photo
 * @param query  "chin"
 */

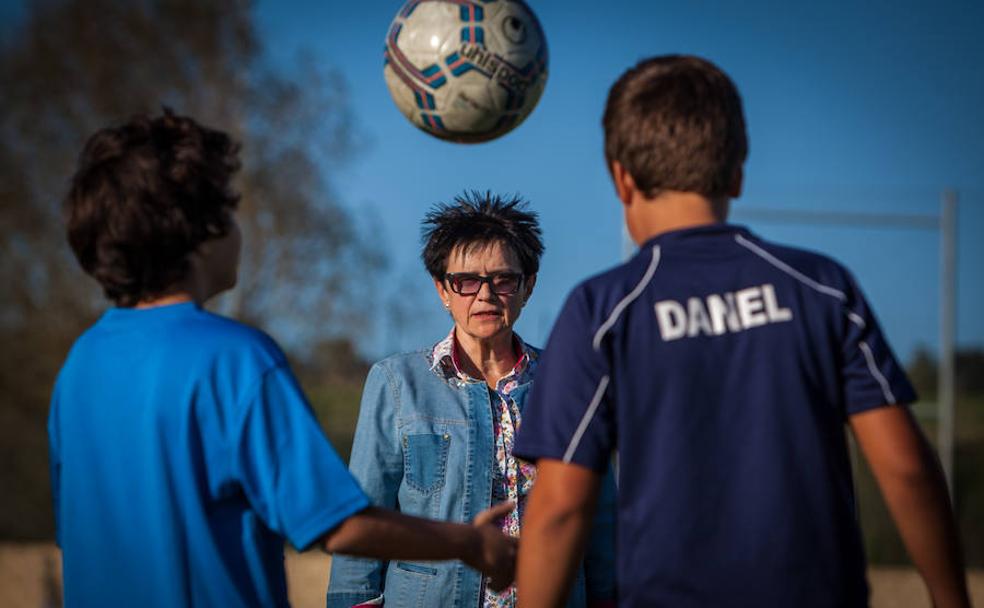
xmin=468 ymin=322 xmax=510 ymax=339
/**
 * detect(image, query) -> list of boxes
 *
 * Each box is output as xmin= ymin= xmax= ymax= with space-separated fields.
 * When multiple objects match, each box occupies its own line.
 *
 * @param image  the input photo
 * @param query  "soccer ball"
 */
xmin=383 ymin=0 xmax=548 ymax=143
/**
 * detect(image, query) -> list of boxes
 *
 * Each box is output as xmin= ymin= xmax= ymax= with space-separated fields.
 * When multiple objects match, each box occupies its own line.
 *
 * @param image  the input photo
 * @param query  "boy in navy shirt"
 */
xmin=513 ymin=55 xmax=970 ymax=607
xmin=49 ymin=110 xmax=515 ymax=607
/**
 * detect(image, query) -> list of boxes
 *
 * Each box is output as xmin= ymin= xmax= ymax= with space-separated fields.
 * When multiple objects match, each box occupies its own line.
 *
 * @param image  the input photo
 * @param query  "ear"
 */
xmin=611 ymin=161 xmax=637 ymax=207
xmin=729 ymin=166 xmax=744 ymax=199
xmin=522 ymin=273 xmax=537 ymax=304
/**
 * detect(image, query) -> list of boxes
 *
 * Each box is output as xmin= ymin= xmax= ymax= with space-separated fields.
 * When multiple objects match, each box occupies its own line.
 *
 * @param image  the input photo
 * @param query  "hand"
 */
xmin=469 ymin=501 xmax=518 ymax=591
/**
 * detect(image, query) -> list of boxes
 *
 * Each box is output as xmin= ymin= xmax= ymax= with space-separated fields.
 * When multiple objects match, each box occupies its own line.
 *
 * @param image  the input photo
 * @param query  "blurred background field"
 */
xmin=3 ymin=545 xmax=983 ymax=608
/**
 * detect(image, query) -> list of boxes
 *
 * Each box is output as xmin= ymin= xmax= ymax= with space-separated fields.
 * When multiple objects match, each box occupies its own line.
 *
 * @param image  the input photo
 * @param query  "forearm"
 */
xmin=517 ymin=505 xmax=593 ymax=608
xmin=517 ymin=460 xmax=601 ymax=608
xmin=874 ymin=458 xmax=969 ymax=607
xmin=324 ymin=507 xmax=477 ymax=564
xmin=851 ymin=406 xmax=970 ymax=608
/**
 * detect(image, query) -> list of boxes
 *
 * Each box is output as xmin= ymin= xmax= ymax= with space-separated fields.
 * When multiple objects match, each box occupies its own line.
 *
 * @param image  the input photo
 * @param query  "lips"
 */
xmin=471 ymin=310 xmax=501 ymax=318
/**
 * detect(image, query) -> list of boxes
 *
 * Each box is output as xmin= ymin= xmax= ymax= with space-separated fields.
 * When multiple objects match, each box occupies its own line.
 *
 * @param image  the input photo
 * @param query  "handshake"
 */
xmin=464 ymin=502 xmax=520 ymax=591
xmin=323 ymin=501 xmax=519 ymax=592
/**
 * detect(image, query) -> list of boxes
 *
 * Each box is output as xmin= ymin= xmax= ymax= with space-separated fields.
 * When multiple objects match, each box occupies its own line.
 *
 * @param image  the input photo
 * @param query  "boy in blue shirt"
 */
xmin=513 ymin=55 xmax=970 ymax=607
xmin=49 ymin=110 xmax=515 ymax=607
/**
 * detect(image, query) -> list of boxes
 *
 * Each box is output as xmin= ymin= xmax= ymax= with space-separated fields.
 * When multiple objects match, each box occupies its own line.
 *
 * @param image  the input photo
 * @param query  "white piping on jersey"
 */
xmin=735 ymin=233 xmax=896 ymax=404
xmin=846 ymin=311 xmax=867 ymax=329
xmin=592 ymin=245 xmax=662 ymax=351
xmin=565 ymin=246 xmax=657 ymax=465
xmin=563 ymin=375 xmax=611 ymax=464
xmin=736 ymin=234 xmax=869 ymax=330
xmin=859 ymin=342 xmax=897 ymax=404
xmin=735 ymin=234 xmax=848 ymax=301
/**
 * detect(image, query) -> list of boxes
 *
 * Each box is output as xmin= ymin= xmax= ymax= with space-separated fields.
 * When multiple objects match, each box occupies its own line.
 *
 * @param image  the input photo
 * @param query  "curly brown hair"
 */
xmin=603 ymin=55 xmax=748 ymax=201
xmin=65 ymin=109 xmax=241 ymax=306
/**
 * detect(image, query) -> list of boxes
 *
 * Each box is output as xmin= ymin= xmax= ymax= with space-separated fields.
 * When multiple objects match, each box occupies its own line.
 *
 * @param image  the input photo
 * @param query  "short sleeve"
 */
xmin=47 ymin=385 xmax=62 ymax=547
xmin=234 ymin=364 xmax=369 ymax=550
xmin=514 ymin=287 xmax=615 ymax=472
xmin=840 ymin=271 xmax=917 ymax=415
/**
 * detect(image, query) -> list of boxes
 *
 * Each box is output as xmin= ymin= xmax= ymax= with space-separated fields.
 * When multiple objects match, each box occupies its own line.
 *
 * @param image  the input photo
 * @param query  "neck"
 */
xmin=627 ymin=190 xmax=729 ymax=245
xmin=453 ymin=327 xmax=518 ymax=388
xmin=134 ymin=270 xmax=214 ymax=309
xmin=135 ymin=291 xmax=195 ymax=309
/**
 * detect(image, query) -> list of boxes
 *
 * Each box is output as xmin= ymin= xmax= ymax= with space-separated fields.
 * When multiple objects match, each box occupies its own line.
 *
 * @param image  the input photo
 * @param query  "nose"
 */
xmin=476 ymin=279 xmax=496 ymax=301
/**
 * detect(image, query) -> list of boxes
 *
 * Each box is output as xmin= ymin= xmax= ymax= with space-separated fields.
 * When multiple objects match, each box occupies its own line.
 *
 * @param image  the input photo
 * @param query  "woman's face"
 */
xmin=434 ymin=240 xmax=536 ymax=343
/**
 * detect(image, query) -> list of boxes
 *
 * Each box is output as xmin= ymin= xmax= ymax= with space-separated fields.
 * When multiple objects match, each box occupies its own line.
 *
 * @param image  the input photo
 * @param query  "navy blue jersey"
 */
xmin=514 ymin=224 xmax=916 ymax=608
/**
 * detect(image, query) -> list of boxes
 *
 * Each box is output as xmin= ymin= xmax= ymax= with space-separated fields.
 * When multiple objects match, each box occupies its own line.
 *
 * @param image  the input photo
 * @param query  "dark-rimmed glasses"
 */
xmin=444 ymin=272 xmax=524 ymax=296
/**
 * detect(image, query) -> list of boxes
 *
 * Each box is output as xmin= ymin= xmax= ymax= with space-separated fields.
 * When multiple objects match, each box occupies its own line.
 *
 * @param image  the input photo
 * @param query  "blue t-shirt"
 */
xmin=48 ymin=302 xmax=369 ymax=607
xmin=514 ymin=224 xmax=916 ymax=608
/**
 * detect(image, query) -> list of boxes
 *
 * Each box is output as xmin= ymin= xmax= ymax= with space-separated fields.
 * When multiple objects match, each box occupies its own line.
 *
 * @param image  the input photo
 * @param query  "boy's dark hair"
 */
xmin=65 ymin=109 xmax=241 ymax=306
xmin=421 ymin=192 xmax=544 ymax=279
xmin=603 ymin=55 xmax=748 ymax=200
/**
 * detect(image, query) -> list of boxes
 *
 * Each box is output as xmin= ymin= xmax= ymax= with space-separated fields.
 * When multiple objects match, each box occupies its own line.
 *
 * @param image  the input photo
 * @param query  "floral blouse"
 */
xmin=430 ymin=328 xmax=539 ymax=608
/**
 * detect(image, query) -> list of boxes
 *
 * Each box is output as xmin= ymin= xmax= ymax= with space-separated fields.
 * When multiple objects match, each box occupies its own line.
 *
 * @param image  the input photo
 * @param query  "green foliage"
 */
xmin=952 ymin=394 xmax=984 ymax=566
xmin=907 ymin=346 xmax=938 ymax=396
xmin=307 ymin=382 xmax=367 ymax=465
xmin=905 ymin=346 xmax=984 ymax=398
xmin=294 ymin=338 xmax=371 ymax=464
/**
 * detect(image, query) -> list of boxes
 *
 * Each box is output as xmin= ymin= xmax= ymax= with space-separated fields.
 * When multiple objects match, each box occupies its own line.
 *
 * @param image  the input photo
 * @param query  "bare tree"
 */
xmin=0 ymin=0 xmax=383 ymax=539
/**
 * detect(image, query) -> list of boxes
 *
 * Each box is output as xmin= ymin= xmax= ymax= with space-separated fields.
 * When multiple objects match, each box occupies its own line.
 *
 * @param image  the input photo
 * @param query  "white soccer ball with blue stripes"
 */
xmin=383 ymin=0 xmax=548 ymax=143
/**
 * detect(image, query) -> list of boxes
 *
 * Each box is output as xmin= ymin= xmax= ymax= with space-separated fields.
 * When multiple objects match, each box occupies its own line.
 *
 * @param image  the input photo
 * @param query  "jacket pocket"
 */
xmin=402 ymin=433 xmax=451 ymax=494
xmin=395 ymin=561 xmax=438 ymax=576
xmin=386 ymin=561 xmax=437 ymax=608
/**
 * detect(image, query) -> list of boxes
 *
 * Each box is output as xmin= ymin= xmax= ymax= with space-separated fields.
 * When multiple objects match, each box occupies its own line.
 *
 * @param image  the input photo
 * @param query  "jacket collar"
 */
xmin=428 ymin=327 xmax=537 ymax=390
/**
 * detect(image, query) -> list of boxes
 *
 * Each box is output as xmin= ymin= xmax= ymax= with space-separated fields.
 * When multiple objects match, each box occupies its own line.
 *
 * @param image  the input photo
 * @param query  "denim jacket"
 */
xmin=326 ymin=346 xmax=617 ymax=608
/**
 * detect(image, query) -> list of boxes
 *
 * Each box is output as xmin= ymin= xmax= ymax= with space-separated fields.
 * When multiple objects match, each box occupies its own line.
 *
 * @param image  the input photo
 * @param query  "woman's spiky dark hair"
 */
xmin=421 ymin=191 xmax=544 ymax=279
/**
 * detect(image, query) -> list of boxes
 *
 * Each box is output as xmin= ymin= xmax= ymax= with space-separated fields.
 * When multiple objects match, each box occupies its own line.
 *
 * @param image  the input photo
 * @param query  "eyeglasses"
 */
xmin=444 ymin=272 xmax=524 ymax=296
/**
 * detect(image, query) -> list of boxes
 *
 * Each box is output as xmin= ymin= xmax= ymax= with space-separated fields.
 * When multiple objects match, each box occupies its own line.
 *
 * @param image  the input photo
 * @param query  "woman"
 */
xmin=327 ymin=193 xmax=615 ymax=608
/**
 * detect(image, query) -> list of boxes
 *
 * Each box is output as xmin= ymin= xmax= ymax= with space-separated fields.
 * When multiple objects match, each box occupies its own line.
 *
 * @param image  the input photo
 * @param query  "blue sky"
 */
xmin=255 ymin=0 xmax=984 ymax=363
xmin=2 ymin=0 xmax=980 ymax=363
